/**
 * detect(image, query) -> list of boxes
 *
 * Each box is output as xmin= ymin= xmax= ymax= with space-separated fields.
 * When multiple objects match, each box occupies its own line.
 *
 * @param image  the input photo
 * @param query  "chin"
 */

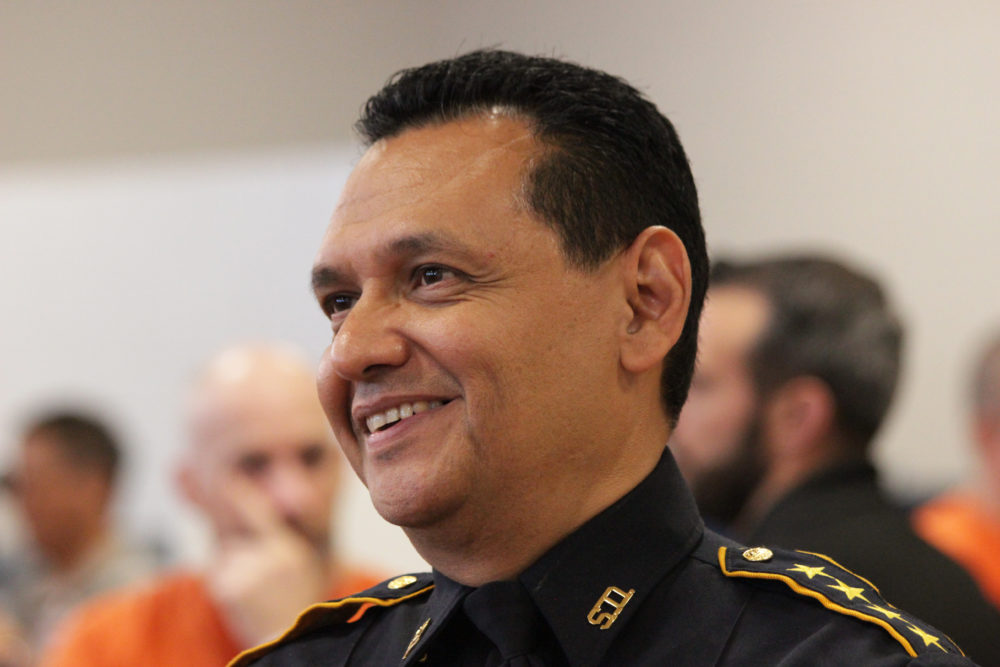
xmin=371 ymin=487 xmax=458 ymax=530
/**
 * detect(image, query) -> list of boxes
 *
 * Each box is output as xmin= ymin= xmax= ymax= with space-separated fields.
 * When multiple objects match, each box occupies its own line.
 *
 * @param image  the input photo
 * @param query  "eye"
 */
xmin=322 ymin=293 xmax=358 ymax=316
xmin=415 ymin=265 xmax=457 ymax=287
xmin=299 ymin=443 xmax=328 ymax=469
xmin=236 ymin=452 xmax=269 ymax=478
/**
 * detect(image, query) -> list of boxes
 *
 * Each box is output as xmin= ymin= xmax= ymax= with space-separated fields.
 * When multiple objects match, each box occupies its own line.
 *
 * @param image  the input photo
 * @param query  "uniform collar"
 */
xmin=415 ymin=449 xmax=703 ymax=667
xmin=518 ymin=448 xmax=703 ymax=667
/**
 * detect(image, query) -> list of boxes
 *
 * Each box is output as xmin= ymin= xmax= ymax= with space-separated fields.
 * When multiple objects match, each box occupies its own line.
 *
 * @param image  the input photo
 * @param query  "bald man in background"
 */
xmin=40 ymin=344 xmax=381 ymax=666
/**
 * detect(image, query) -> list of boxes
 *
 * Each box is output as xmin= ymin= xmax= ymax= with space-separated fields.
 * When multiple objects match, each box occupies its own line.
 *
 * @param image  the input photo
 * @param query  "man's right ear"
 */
xmin=618 ymin=226 xmax=692 ymax=375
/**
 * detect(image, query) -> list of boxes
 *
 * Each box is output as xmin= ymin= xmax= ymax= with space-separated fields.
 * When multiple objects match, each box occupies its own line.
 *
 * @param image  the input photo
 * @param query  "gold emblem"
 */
xmin=402 ymin=618 xmax=430 ymax=660
xmin=388 ymin=575 xmax=419 ymax=590
xmin=587 ymin=586 xmax=635 ymax=630
xmin=742 ymin=547 xmax=773 ymax=562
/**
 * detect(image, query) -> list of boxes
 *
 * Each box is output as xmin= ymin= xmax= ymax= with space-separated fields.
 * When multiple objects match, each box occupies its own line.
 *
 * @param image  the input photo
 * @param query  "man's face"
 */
xmin=313 ymin=115 xmax=629 ymax=531
xmin=670 ymin=286 xmax=770 ymax=522
xmin=187 ymin=383 xmax=339 ymax=553
xmin=11 ymin=433 xmax=106 ymax=556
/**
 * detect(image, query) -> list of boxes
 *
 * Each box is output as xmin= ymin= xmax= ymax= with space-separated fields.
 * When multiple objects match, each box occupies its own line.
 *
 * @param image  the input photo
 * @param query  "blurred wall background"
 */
xmin=2 ymin=1 xmax=999 ymax=573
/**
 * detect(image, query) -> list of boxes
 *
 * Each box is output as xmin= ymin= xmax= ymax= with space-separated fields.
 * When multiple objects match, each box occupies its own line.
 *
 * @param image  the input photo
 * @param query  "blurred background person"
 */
xmin=913 ymin=331 xmax=1000 ymax=609
xmin=0 ymin=411 xmax=157 ymax=655
xmin=0 ymin=606 xmax=31 ymax=667
xmin=40 ymin=343 xmax=382 ymax=666
xmin=670 ymin=254 xmax=1000 ymax=663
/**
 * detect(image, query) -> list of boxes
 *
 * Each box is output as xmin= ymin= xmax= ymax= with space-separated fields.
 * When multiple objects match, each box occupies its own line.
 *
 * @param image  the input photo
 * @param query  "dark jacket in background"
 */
xmin=746 ymin=461 xmax=1000 ymax=665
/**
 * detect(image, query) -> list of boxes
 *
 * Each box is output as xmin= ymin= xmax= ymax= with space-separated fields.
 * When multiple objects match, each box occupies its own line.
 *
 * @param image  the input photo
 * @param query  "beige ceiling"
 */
xmin=1 ymin=1 xmax=450 ymax=164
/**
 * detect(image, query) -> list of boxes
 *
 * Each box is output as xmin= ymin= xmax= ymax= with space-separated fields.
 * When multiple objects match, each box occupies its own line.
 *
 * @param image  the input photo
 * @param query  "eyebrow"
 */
xmin=310 ymin=231 xmax=471 ymax=293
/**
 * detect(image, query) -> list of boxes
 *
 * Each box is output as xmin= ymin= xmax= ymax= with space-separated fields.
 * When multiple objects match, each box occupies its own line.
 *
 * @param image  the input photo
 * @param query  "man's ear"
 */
xmin=620 ymin=226 xmax=691 ymax=374
xmin=764 ymin=376 xmax=835 ymax=458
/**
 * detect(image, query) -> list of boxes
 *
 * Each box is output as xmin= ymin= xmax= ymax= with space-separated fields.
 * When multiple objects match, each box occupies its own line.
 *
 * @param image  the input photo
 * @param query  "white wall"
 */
xmin=3 ymin=1 xmax=1000 ymax=570
xmin=0 ymin=150 xmax=429 ymax=574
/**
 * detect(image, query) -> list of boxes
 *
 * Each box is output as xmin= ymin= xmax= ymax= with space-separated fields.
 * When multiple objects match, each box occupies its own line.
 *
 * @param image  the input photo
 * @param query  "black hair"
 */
xmin=22 ymin=411 xmax=121 ymax=483
xmin=357 ymin=49 xmax=708 ymax=423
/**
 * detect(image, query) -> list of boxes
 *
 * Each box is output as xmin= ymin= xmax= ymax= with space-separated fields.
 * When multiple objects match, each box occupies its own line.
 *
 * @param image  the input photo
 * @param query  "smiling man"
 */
xmin=233 ymin=50 xmax=973 ymax=666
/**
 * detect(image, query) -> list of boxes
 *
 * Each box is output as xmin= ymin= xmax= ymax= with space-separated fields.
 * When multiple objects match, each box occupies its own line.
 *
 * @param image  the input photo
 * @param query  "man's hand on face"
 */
xmin=205 ymin=475 xmax=328 ymax=649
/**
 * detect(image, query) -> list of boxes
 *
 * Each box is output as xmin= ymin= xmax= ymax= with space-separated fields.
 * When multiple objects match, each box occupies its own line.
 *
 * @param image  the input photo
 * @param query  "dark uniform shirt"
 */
xmin=231 ymin=451 xmax=976 ymax=666
xmin=744 ymin=461 xmax=1000 ymax=665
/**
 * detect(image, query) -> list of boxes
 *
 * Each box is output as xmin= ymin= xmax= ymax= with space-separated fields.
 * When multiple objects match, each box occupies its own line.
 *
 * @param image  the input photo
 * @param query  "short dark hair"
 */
xmin=356 ymin=49 xmax=708 ymax=423
xmin=711 ymin=255 xmax=902 ymax=451
xmin=22 ymin=411 xmax=122 ymax=483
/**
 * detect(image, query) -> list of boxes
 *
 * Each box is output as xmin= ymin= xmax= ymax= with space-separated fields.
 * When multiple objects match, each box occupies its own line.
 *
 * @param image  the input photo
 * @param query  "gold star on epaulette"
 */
xmin=826 ymin=578 xmax=870 ymax=602
xmin=716 ymin=545 xmax=964 ymax=656
xmin=787 ymin=563 xmax=831 ymax=580
xmin=865 ymin=604 xmax=904 ymax=621
xmin=905 ymin=623 xmax=945 ymax=652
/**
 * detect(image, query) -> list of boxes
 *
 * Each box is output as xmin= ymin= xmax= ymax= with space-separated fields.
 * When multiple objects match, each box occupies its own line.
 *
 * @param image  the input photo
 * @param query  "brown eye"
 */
xmin=416 ymin=266 xmax=456 ymax=286
xmin=325 ymin=293 xmax=357 ymax=315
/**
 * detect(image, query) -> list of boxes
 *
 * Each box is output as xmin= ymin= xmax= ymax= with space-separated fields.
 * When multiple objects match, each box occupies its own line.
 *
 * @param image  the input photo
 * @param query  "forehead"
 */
xmin=321 ymin=115 xmax=543 ymax=255
xmin=190 ymin=386 xmax=331 ymax=457
xmin=21 ymin=433 xmax=67 ymax=465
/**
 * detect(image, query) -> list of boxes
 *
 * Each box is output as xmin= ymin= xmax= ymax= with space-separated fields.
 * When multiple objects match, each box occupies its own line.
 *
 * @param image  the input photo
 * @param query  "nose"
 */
xmin=328 ymin=292 xmax=409 ymax=381
xmin=264 ymin=463 xmax=324 ymax=524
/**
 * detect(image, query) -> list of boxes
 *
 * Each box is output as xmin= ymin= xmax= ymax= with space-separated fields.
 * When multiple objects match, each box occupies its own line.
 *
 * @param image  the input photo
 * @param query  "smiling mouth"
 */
xmin=365 ymin=400 xmax=451 ymax=435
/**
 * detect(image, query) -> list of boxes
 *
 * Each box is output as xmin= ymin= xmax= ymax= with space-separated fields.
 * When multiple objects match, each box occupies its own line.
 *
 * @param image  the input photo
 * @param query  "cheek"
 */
xmin=316 ymin=348 xmax=340 ymax=409
xmin=707 ymin=387 xmax=754 ymax=447
xmin=21 ymin=491 xmax=52 ymax=519
xmin=308 ymin=462 xmax=340 ymax=503
xmin=676 ymin=384 xmax=755 ymax=467
xmin=317 ymin=352 xmax=355 ymax=438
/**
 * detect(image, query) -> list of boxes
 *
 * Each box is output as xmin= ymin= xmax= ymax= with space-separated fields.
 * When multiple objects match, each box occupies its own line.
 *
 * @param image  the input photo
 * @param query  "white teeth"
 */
xmin=365 ymin=400 xmax=446 ymax=434
xmin=368 ymin=413 xmax=386 ymax=432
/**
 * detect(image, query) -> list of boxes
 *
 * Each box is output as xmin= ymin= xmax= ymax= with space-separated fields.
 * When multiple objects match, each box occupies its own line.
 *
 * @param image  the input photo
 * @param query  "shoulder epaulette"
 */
xmin=718 ymin=545 xmax=964 ymax=658
xmin=228 ymin=572 xmax=434 ymax=667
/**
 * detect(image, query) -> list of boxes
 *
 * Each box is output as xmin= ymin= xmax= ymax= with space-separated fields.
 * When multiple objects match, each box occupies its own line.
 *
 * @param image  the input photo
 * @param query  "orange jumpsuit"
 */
xmin=40 ymin=569 xmax=382 ymax=667
xmin=913 ymin=492 xmax=1000 ymax=609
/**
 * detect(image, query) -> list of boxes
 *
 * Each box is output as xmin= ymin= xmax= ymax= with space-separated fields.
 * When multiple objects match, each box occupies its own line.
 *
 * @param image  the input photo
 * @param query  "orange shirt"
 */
xmin=40 ymin=569 xmax=382 ymax=667
xmin=913 ymin=492 xmax=1000 ymax=609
